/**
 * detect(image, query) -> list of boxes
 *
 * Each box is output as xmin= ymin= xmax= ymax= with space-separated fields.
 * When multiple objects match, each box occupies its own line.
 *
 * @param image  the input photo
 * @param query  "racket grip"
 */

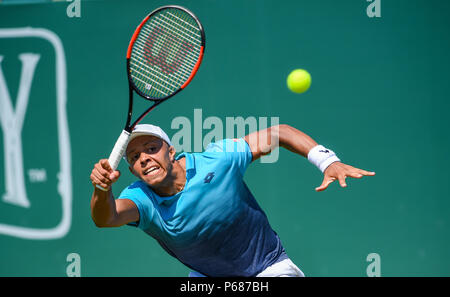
xmin=96 ymin=130 xmax=131 ymax=192
xmin=108 ymin=130 xmax=131 ymax=170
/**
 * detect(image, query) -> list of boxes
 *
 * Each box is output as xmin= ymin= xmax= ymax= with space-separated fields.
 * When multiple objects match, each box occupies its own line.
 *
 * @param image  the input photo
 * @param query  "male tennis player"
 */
xmin=90 ymin=123 xmax=375 ymax=277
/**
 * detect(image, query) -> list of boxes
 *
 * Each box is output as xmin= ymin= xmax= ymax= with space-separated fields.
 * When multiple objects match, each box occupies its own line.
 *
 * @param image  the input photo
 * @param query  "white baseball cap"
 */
xmin=128 ymin=124 xmax=172 ymax=147
xmin=123 ymin=124 xmax=172 ymax=164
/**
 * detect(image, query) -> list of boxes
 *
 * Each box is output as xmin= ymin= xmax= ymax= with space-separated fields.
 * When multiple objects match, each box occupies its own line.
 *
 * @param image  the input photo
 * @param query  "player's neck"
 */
xmin=152 ymin=157 xmax=186 ymax=197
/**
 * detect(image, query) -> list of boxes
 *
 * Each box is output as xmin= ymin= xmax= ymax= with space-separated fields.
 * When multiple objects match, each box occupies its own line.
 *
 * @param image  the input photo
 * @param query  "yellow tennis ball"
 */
xmin=287 ymin=69 xmax=311 ymax=93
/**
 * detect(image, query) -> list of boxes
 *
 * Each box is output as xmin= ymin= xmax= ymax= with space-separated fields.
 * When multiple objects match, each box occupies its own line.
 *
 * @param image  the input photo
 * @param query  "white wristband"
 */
xmin=307 ymin=145 xmax=341 ymax=173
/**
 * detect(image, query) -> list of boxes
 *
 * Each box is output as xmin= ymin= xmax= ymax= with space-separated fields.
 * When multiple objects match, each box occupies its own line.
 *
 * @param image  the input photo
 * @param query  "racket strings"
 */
xmin=130 ymin=36 xmax=193 ymax=97
xmin=129 ymin=8 xmax=203 ymax=99
xmin=139 ymin=20 xmax=200 ymax=77
xmin=140 ymin=26 xmax=198 ymax=75
xmin=131 ymin=35 xmax=196 ymax=97
xmin=154 ymin=13 xmax=201 ymax=48
xmin=133 ymin=39 xmax=188 ymax=79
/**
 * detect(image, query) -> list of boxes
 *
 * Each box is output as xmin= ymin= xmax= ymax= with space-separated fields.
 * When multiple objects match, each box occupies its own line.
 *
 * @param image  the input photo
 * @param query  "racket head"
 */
xmin=126 ymin=5 xmax=205 ymax=101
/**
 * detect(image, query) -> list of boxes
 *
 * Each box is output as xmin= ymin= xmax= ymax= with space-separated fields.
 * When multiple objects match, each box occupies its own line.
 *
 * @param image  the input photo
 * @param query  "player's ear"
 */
xmin=168 ymin=145 xmax=176 ymax=162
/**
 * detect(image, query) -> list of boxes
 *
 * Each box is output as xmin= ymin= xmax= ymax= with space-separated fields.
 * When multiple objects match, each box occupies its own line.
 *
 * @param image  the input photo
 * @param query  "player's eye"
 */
xmin=144 ymin=144 xmax=157 ymax=153
xmin=129 ymin=153 xmax=139 ymax=163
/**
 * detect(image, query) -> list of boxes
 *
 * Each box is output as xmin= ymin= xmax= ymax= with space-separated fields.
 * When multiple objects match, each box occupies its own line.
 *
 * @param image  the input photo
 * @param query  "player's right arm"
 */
xmin=90 ymin=159 xmax=139 ymax=227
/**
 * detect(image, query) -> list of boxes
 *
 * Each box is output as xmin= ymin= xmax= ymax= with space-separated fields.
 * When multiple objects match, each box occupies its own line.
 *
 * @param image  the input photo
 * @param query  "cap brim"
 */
xmin=127 ymin=132 xmax=172 ymax=147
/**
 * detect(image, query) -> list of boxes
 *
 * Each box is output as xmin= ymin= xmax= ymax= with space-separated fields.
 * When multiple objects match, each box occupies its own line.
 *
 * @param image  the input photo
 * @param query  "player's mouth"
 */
xmin=143 ymin=166 xmax=161 ymax=176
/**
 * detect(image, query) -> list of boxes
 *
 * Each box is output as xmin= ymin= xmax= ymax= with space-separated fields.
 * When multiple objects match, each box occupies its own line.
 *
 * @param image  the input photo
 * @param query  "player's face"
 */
xmin=126 ymin=135 xmax=175 ymax=186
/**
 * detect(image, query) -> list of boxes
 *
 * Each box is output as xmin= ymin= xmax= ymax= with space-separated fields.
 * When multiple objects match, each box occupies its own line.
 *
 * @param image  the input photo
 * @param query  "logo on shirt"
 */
xmin=204 ymin=172 xmax=215 ymax=184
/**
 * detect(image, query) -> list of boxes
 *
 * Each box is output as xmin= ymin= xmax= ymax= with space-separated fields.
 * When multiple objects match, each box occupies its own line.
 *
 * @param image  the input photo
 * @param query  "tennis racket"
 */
xmin=97 ymin=5 xmax=205 ymax=191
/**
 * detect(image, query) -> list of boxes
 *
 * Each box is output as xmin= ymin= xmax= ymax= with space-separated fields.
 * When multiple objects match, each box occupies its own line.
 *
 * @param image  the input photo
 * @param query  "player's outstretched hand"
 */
xmin=315 ymin=162 xmax=375 ymax=192
xmin=90 ymin=159 xmax=121 ymax=191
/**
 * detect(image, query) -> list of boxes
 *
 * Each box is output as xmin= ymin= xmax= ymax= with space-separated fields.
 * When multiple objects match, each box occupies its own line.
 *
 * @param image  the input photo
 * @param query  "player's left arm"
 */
xmin=244 ymin=124 xmax=375 ymax=191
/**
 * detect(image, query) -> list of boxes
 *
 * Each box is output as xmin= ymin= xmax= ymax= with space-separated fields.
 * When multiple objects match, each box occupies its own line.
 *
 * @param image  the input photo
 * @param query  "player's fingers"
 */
xmin=99 ymin=159 xmax=112 ymax=171
xmin=356 ymin=168 xmax=375 ymax=176
xmin=90 ymin=173 xmax=110 ymax=189
xmin=109 ymin=170 xmax=121 ymax=182
xmin=338 ymin=175 xmax=347 ymax=188
xmin=95 ymin=161 xmax=112 ymax=177
xmin=347 ymin=172 xmax=363 ymax=179
xmin=92 ymin=169 xmax=112 ymax=185
xmin=315 ymin=177 xmax=336 ymax=192
xmin=90 ymin=172 xmax=96 ymax=184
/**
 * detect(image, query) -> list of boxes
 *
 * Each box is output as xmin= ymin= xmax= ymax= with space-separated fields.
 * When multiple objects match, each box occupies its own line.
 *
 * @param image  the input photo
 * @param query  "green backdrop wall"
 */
xmin=1 ymin=0 xmax=449 ymax=276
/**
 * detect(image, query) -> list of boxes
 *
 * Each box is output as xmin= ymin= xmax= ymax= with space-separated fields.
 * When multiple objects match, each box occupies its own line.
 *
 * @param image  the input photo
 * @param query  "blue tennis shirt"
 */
xmin=118 ymin=138 xmax=287 ymax=277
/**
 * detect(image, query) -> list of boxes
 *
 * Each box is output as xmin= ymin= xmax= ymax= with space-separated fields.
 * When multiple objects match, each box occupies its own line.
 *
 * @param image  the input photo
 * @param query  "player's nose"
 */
xmin=139 ymin=152 xmax=153 ymax=166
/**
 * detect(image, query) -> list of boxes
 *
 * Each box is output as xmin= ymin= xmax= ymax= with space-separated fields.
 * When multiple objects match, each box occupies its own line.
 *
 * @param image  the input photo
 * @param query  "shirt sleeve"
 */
xmin=117 ymin=181 xmax=155 ymax=230
xmin=205 ymin=138 xmax=253 ymax=176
